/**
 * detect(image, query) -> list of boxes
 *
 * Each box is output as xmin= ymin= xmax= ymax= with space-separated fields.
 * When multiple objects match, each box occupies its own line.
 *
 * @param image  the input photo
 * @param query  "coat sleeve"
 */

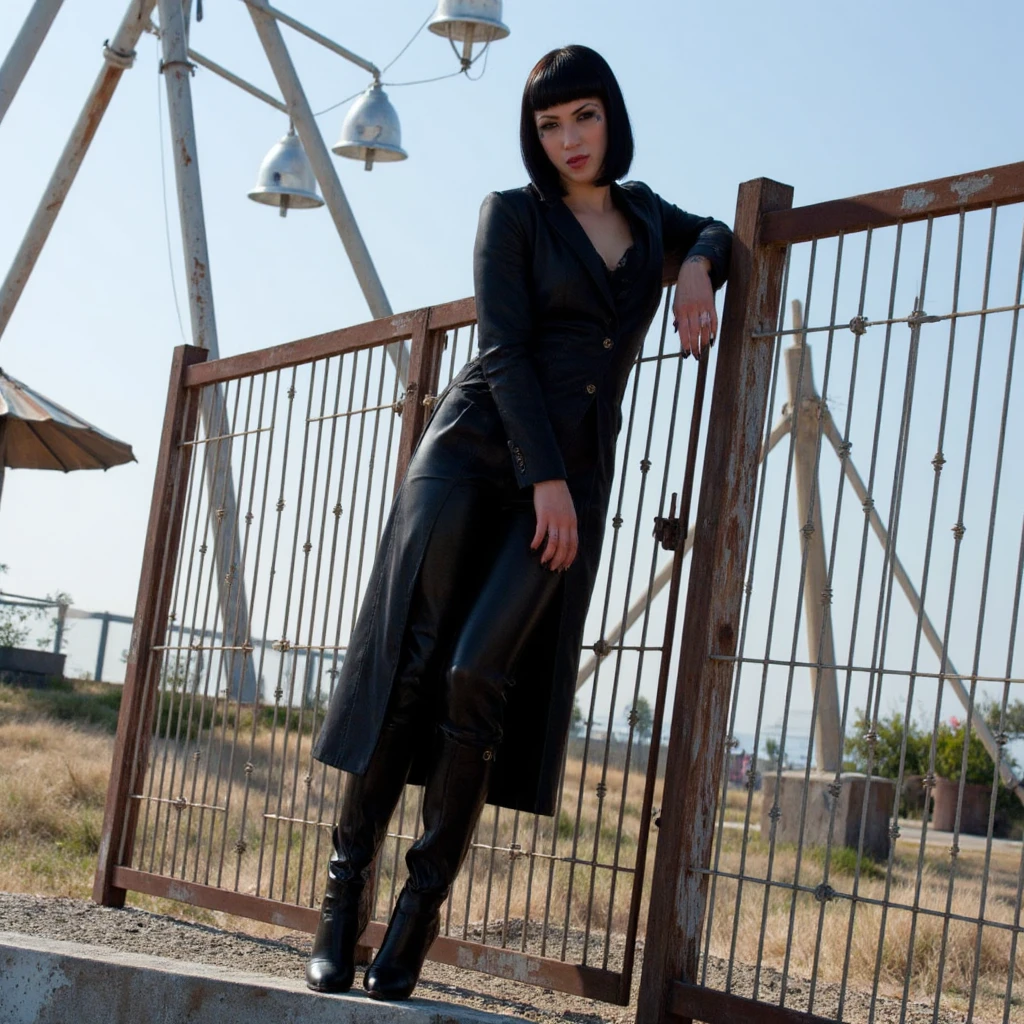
xmin=473 ymin=191 xmax=567 ymax=488
xmin=655 ymin=191 xmax=732 ymax=292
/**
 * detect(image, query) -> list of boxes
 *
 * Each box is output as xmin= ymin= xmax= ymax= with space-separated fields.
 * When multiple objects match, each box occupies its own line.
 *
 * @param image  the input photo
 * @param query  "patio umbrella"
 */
xmin=0 ymin=368 xmax=135 ymax=508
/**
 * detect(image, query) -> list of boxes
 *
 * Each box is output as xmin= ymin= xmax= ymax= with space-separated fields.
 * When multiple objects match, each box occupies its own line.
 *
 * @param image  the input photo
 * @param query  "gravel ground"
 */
xmin=0 ymin=893 xmax=964 ymax=1023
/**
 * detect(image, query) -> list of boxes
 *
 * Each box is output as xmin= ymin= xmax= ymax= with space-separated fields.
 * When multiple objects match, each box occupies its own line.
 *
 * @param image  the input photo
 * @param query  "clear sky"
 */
xmin=1 ymin=0 xmax=1022 ymax=753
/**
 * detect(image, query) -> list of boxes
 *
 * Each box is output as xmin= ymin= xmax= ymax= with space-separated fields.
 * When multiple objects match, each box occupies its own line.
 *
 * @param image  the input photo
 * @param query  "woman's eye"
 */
xmin=539 ymin=123 xmax=558 ymax=133
xmin=578 ymin=111 xmax=595 ymax=120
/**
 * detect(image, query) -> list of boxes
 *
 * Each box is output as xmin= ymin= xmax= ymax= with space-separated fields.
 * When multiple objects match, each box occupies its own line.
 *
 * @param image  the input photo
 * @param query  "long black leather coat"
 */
xmin=312 ymin=180 xmax=731 ymax=816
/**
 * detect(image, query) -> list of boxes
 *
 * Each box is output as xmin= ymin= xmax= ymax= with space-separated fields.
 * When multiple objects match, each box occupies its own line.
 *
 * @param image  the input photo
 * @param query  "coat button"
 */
xmin=585 ymin=383 xmax=597 ymax=395
xmin=602 ymin=337 xmax=613 ymax=349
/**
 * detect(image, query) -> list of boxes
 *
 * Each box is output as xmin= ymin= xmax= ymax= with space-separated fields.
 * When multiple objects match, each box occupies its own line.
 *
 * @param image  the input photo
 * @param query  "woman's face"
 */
xmin=534 ymin=96 xmax=608 ymax=188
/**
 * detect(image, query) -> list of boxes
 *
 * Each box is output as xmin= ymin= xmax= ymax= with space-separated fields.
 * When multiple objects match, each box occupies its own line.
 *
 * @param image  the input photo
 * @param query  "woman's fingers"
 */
xmin=537 ymin=519 xmax=578 ymax=571
xmin=674 ymin=302 xmax=718 ymax=358
xmin=531 ymin=517 xmax=547 ymax=551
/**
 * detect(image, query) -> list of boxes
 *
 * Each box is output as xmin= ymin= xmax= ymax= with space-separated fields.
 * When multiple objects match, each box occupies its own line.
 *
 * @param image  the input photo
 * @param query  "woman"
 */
xmin=305 ymin=44 xmax=731 ymax=1002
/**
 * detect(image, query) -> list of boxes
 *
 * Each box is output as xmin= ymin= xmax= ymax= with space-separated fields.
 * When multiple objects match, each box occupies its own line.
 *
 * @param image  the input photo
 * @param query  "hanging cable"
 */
xmin=312 ymin=88 xmax=365 ymax=118
xmin=380 ymin=6 xmax=434 ymax=74
xmin=311 ymin=5 xmax=440 ymax=117
xmin=156 ymin=40 xmax=188 ymax=345
xmin=381 ymin=69 xmax=463 ymax=88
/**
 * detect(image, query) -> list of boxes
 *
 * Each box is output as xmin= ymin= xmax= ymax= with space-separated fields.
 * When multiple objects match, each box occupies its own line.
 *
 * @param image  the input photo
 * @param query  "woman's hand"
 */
xmin=531 ymin=479 xmax=578 ymax=571
xmin=673 ymin=256 xmax=717 ymax=359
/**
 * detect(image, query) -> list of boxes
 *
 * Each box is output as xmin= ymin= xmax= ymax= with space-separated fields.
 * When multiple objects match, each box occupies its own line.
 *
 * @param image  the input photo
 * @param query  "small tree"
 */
xmin=35 ymin=590 xmax=73 ymax=653
xmin=570 ymin=696 xmax=585 ymax=737
xmin=844 ymin=708 xmax=929 ymax=779
xmin=0 ymin=564 xmax=37 ymax=648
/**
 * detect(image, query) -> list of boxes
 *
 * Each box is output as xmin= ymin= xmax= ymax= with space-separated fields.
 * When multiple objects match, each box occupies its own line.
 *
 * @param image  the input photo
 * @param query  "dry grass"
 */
xmin=1 ymin=681 xmax=1020 ymax=1021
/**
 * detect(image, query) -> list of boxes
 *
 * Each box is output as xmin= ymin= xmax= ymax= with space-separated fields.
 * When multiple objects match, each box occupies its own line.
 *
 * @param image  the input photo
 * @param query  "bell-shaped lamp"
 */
xmin=248 ymin=127 xmax=324 ymax=217
xmin=428 ymin=0 xmax=509 ymax=68
xmin=331 ymin=81 xmax=407 ymax=171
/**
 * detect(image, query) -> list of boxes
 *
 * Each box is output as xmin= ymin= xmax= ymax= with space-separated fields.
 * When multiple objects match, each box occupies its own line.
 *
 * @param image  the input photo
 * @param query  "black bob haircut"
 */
xmin=520 ymin=45 xmax=634 ymax=198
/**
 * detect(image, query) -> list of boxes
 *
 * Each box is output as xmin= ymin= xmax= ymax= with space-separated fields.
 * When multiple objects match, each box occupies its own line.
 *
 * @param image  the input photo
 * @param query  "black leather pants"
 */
xmin=384 ymin=478 xmax=563 ymax=749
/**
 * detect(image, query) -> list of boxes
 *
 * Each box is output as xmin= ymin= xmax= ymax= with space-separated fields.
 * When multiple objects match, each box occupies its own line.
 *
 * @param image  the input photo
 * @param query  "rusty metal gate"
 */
xmin=93 ymin=260 xmax=708 ymax=1003
xmin=638 ymin=164 xmax=1024 ymax=1024
xmin=95 ymin=160 xmax=1024 ymax=1023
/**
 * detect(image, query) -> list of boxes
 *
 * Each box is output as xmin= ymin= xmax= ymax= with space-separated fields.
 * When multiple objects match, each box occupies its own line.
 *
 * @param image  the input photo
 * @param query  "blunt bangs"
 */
xmin=520 ymin=45 xmax=634 ymax=198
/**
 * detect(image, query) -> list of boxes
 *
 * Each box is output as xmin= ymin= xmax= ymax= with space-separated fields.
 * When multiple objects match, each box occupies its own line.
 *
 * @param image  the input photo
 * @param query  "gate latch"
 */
xmin=653 ymin=492 xmax=683 ymax=551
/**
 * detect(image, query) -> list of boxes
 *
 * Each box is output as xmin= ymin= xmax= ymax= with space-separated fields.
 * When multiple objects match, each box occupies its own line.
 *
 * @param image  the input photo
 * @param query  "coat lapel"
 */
xmin=540 ymin=196 xmax=616 ymax=313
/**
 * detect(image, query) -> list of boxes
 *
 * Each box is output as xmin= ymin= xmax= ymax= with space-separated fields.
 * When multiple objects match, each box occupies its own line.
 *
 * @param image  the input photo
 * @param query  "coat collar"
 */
xmin=536 ymin=182 xmax=647 ymax=314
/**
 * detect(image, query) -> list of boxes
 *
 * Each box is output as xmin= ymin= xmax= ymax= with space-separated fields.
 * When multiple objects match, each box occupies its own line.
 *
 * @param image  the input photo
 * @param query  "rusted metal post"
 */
xmin=94 ymin=344 xmax=208 ymax=907
xmin=786 ymin=300 xmax=841 ymax=772
xmin=635 ymin=177 xmax=793 ymax=1024
xmin=393 ymin=308 xmax=445 ymax=490
xmin=0 ymin=0 xmax=66 ymax=125
xmin=0 ymin=0 xmax=157 ymax=340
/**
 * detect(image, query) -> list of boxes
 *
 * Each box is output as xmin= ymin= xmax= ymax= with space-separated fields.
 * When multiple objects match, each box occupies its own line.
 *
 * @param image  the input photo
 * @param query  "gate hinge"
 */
xmin=653 ymin=492 xmax=683 ymax=551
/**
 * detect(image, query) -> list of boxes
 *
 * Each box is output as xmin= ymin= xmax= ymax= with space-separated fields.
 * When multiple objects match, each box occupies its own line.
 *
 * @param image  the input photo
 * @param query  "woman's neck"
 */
xmin=561 ymin=180 xmax=613 ymax=216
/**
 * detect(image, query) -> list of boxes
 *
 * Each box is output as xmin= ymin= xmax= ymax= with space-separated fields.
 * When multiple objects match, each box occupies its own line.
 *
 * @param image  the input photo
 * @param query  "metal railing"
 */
xmin=93 ymin=263 xmax=707 ymax=1004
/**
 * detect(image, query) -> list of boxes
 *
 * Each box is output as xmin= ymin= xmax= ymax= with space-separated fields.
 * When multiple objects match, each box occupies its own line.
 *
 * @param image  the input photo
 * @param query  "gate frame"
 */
xmin=637 ymin=160 xmax=1024 ymax=1024
xmin=91 ymin=277 xmax=700 ymax=1003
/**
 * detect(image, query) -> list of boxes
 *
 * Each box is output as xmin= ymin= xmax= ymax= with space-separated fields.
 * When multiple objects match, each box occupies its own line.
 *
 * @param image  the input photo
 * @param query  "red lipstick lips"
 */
xmin=567 ymin=154 xmax=589 ymax=170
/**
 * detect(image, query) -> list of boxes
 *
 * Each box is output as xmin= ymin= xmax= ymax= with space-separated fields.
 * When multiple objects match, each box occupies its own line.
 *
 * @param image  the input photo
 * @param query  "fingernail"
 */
xmin=672 ymin=319 xmax=679 ymax=333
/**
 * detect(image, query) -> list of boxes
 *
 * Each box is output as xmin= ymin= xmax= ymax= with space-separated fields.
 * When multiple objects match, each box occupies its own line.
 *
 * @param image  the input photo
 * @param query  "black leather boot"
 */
xmin=305 ymin=721 xmax=415 ymax=993
xmin=364 ymin=731 xmax=494 ymax=1001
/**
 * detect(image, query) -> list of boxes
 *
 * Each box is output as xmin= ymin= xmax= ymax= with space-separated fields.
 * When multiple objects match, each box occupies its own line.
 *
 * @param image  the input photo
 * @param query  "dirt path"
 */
xmin=0 ymin=893 xmax=965 ymax=1023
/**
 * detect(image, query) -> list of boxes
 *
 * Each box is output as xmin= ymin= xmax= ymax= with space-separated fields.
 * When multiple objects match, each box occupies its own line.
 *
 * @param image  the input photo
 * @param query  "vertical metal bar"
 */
xmin=559 ymin=279 xmax=654 ymax=963
xmin=308 ymin=351 xmax=363 ymax=902
xmin=212 ymin=373 xmax=271 ymax=887
xmin=635 ymin=177 xmax=793 ymax=1024
xmin=967 ymin=212 xmax=1024 ymax=1024
xmin=751 ymin=238 xmax=818 ymax=1002
xmin=93 ymin=344 xmax=208 ymax=906
xmin=200 ymin=375 xmax=260 ymax=885
xmin=233 ymin=370 xmax=284 ymax=890
xmin=927 ymin=204 xmax=1001 ymax=1021
xmin=95 ymin=614 xmax=111 ymax=682
xmin=0 ymin=0 xmax=157 ymax=340
xmin=713 ymin=245 xmax=791 ymax=994
xmin=777 ymin=239 xmax=845 ymax=1006
xmin=835 ymin=222 xmax=904 ymax=1021
xmin=620 ymin=319 xmax=711 ymax=996
xmin=140 ymin=388 xmax=205 ymax=873
xmin=864 ymin=218 xmax=935 ymax=1024
xmin=253 ymin=366 xmax=301 ymax=896
xmin=805 ymin=230 xmax=874 ymax=1016
xmin=710 ymin=247 xmax=791 ymax=994
xmin=0 ymin=0 xmax=66 ymax=125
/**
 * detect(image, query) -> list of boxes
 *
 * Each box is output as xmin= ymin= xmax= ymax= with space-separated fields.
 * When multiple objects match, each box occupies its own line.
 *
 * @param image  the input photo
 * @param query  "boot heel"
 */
xmin=363 ymin=886 xmax=442 ymax=1001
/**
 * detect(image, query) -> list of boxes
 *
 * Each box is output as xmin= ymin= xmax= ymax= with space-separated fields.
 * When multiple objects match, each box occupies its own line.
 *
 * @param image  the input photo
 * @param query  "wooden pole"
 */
xmin=635 ymin=177 xmax=793 ymax=1024
xmin=786 ymin=300 xmax=842 ymax=772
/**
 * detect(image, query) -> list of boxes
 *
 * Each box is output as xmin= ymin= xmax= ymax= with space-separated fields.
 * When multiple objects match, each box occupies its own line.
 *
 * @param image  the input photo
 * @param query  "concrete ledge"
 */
xmin=0 ymin=931 xmax=522 ymax=1024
